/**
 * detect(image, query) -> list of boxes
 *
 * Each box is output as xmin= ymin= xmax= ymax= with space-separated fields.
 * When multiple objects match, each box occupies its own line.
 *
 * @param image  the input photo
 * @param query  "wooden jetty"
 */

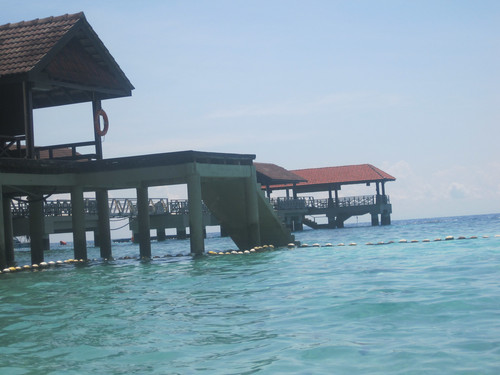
xmin=0 ymin=151 xmax=293 ymax=266
xmin=0 ymin=13 xmax=293 ymax=269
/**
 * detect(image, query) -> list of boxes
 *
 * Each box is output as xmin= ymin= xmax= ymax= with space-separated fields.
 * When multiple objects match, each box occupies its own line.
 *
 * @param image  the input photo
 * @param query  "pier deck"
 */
xmin=0 ymin=151 xmax=294 ymax=267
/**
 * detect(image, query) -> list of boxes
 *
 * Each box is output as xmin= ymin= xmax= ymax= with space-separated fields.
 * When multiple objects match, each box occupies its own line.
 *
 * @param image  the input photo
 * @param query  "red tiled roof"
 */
xmin=268 ymin=164 xmax=395 ymax=192
xmin=0 ymin=13 xmax=83 ymax=77
xmin=292 ymin=164 xmax=395 ymax=186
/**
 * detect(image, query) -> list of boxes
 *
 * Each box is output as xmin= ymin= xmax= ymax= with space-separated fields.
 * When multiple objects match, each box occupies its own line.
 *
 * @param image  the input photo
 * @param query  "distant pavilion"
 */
xmin=256 ymin=163 xmax=396 ymax=229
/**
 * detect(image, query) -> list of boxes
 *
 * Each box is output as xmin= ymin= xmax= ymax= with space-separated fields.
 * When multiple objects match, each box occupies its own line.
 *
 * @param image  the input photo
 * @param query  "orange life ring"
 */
xmin=94 ymin=109 xmax=109 ymax=136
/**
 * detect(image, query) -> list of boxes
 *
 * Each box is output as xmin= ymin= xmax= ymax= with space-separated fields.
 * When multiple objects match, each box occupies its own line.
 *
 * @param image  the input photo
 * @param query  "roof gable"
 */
xmin=0 ymin=12 xmax=133 ymax=106
xmin=0 ymin=13 xmax=82 ymax=77
xmin=254 ymin=162 xmax=306 ymax=186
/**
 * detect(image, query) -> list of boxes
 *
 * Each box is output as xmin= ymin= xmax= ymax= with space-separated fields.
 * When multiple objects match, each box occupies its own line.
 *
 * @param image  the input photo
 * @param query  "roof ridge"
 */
xmin=292 ymin=163 xmax=370 ymax=172
xmin=0 ymin=12 xmax=84 ymax=30
xmin=367 ymin=164 xmax=388 ymax=179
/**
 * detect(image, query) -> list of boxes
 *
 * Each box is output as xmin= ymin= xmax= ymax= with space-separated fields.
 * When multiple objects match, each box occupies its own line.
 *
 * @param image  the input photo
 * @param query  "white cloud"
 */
xmin=447 ymin=182 xmax=469 ymax=199
xmin=380 ymin=160 xmax=500 ymax=219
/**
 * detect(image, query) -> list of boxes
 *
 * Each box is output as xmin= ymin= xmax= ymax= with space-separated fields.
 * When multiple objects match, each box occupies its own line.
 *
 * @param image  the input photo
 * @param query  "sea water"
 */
xmin=1 ymin=214 xmax=499 ymax=374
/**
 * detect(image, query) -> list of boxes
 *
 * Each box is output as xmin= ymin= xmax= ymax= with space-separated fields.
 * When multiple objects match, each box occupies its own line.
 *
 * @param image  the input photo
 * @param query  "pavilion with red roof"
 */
xmin=255 ymin=163 xmax=395 ymax=229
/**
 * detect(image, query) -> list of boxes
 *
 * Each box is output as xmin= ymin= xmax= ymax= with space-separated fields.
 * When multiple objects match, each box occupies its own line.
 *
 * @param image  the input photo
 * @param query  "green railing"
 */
xmin=10 ymin=198 xmax=209 ymax=218
xmin=270 ymin=195 xmax=390 ymax=210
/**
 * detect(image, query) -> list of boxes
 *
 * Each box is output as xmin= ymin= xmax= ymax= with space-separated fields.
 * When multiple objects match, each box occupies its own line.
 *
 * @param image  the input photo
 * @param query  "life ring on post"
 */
xmin=94 ymin=109 xmax=109 ymax=136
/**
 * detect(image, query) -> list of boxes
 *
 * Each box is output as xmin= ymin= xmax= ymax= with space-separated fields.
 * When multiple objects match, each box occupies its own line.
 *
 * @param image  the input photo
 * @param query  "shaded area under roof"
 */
xmin=269 ymin=164 xmax=396 ymax=193
xmin=254 ymin=162 xmax=306 ymax=187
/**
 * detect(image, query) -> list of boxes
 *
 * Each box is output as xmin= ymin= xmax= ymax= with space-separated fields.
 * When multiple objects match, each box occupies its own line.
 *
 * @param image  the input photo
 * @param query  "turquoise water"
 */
xmin=1 ymin=214 xmax=500 ymax=374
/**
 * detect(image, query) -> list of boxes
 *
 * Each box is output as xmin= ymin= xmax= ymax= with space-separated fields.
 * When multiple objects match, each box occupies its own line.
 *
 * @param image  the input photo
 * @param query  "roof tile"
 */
xmin=0 ymin=13 xmax=83 ymax=77
xmin=291 ymin=164 xmax=396 ymax=186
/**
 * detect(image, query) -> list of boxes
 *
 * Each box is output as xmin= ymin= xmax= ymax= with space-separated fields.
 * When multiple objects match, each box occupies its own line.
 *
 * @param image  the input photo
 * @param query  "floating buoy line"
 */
xmin=1 ymin=234 xmax=499 ymax=277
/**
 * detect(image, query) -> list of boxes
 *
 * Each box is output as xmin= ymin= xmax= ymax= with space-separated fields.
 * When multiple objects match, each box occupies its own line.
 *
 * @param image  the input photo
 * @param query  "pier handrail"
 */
xmin=34 ymin=141 xmax=98 ymax=161
xmin=10 ymin=195 xmax=389 ymax=218
xmin=0 ymin=135 xmax=26 ymax=158
xmin=10 ymin=198 xmax=210 ymax=218
xmin=270 ymin=195 xmax=390 ymax=210
xmin=269 ymin=197 xmax=307 ymax=210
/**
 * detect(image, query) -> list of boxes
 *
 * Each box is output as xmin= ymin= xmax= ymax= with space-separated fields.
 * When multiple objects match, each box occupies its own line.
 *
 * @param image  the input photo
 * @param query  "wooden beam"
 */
xmin=22 ymin=81 xmax=35 ymax=159
xmin=0 ymin=186 xmax=6 ymax=269
xmin=71 ymin=186 xmax=87 ymax=260
xmin=29 ymin=195 xmax=44 ymax=264
xmin=187 ymin=172 xmax=204 ymax=255
xmin=137 ymin=186 xmax=151 ymax=258
xmin=92 ymin=95 xmax=103 ymax=160
xmin=3 ymin=195 xmax=15 ymax=266
xmin=96 ymin=189 xmax=111 ymax=259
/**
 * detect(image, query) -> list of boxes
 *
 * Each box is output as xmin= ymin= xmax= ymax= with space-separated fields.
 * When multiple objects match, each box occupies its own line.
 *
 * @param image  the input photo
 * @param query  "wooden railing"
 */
xmin=0 ymin=135 xmax=26 ymax=158
xmin=270 ymin=195 xmax=390 ymax=210
xmin=35 ymin=141 xmax=98 ymax=161
xmin=10 ymin=198 xmax=209 ymax=218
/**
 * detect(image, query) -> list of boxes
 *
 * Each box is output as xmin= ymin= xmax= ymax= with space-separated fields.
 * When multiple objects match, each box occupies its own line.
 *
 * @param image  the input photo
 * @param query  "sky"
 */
xmin=2 ymin=0 xmax=500 ymax=221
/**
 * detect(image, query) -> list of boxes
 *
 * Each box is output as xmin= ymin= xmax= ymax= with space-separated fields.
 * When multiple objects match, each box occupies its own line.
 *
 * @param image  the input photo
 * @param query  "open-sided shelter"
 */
xmin=262 ymin=163 xmax=396 ymax=228
xmin=267 ymin=164 xmax=395 ymax=200
xmin=0 ymin=12 xmax=134 ymax=160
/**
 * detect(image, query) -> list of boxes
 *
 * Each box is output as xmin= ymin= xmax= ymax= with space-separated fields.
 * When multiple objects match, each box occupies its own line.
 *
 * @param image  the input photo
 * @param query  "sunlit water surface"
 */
xmin=1 ymin=214 xmax=500 ymax=374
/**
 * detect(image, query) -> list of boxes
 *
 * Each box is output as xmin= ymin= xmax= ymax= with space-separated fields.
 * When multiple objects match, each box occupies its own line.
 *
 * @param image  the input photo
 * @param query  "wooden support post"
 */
xmin=3 ymin=195 xmax=15 ymax=266
xmin=132 ymin=232 xmax=139 ymax=243
xmin=0 ymin=188 xmax=6 ymax=269
xmin=327 ymin=215 xmax=336 ymax=229
xmin=94 ymin=231 xmax=101 ymax=247
xmin=176 ymin=228 xmax=187 ymax=239
xmin=381 ymin=210 xmax=391 ymax=226
xmin=42 ymin=236 xmax=50 ymax=251
xmin=157 ymin=228 xmax=166 ymax=241
xmin=23 ymin=81 xmax=35 ymax=159
xmin=187 ymin=172 xmax=204 ymax=255
xmin=71 ymin=186 xmax=87 ymax=260
xmin=335 ymin=216 xmax=345 ymax=228
xmin=294 ymin=217 xmax=303 ymax=231
xmin=92 ymin=96 xmax=103 ymax=160
xmin=220 ymin=225 xmax=229 ymax=237
xmin=137 ymin=186 xmax=151 ymax=258
xmin=245 ymin=169 xmax=261 ymax=247
xmin=334 ymin=189 xmax=339 ymax=207
xmin=371 ymin=213 xmax=380 ymax=226
xmin=29 ymin=195 xmax=44 ymax=264
xmin=96 ymin=189 xmax=112 ymax=258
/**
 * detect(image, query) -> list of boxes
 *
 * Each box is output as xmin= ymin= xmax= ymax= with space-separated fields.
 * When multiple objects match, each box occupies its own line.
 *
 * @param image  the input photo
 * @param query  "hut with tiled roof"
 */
xmin=0 ymin=12 xmax=134 ymax=159
xmin=262 ymin=163 xmax=395 ymax=229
